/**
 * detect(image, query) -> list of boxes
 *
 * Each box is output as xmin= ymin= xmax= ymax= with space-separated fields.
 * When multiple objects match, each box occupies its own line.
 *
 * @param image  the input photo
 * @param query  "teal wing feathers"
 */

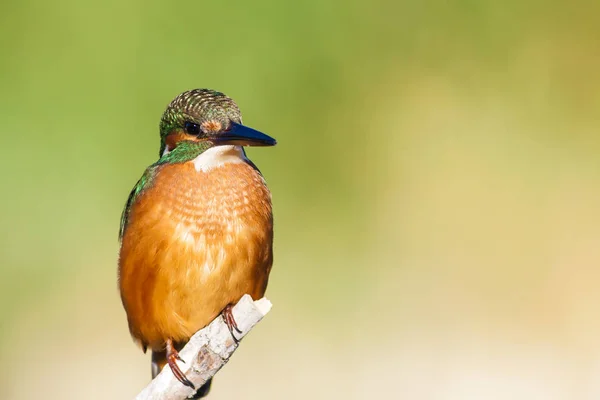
xmin=119 ymin=166 xmax=158 ymax=240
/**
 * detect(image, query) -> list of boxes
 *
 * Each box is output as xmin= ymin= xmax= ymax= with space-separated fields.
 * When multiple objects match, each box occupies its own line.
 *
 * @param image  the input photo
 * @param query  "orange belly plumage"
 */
xmin=118 ymin=160 xmax=273 ymax=350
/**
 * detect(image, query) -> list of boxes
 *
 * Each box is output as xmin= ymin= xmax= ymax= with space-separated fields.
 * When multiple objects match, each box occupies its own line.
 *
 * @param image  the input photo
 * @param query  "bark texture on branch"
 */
xmin=136 ymin=295 xmax=272 ymax=400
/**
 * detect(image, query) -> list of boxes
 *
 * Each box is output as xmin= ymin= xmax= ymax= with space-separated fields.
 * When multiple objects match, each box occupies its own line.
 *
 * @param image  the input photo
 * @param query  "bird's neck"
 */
xmin=157 ymin=141 xmax=211 ymax=165
xmin=191 ymin=145 xmax=248 ymax=172
xmin=158 ymin=142 xmax=247 ymax=172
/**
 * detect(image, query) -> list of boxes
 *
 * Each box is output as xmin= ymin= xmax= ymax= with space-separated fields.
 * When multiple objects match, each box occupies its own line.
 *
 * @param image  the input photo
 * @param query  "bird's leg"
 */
xmin=222 ymin=304 xmax=242 ymax=343
xmin=166 ymin=339 xmax=195 ymax=389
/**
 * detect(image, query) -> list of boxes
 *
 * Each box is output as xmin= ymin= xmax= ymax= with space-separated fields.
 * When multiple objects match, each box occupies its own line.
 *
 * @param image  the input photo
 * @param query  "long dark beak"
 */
xmin=212 ymin=122 xmax=277 ymax=147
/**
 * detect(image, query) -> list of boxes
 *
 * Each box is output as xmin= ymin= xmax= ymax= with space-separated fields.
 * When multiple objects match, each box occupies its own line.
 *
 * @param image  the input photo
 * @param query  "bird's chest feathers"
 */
xmin=130 ymin=147 xmax=272 ymax=280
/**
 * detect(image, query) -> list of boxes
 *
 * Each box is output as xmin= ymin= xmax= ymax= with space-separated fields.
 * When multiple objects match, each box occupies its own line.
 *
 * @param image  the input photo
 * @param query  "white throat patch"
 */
xmin=192 ymin=145 xmax=247 ymax=172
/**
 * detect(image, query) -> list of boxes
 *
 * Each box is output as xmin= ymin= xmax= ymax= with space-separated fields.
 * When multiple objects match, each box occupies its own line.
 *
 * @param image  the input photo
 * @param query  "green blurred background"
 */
xmin=1 ymin=0 xmax=600 ymax=398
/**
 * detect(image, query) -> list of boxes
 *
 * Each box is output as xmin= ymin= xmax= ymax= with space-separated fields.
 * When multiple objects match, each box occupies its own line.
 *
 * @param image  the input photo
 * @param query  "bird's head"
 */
xmin=158 ymin=89 xmax=276 ymax=156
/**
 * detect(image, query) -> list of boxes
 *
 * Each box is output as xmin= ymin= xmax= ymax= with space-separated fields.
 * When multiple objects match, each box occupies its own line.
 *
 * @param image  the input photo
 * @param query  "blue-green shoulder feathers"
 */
xmin=119 ymin=166 xmax=158 ymax=240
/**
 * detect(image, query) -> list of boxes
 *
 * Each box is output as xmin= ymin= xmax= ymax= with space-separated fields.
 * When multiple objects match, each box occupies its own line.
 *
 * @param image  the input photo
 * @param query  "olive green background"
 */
xmin=1 ymin=0 xmax=600 ymax=399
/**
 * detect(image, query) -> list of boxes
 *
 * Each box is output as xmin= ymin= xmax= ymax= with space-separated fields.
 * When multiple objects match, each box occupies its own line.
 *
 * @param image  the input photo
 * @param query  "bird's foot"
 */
xmin=222 ymin=304 xmax=242 ymax=343
xmin=166 ymin=339 xmax=195 ymax=389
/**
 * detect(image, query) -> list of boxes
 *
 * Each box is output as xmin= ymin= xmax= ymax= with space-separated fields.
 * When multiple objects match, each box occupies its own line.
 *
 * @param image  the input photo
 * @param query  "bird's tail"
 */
xmin=152 ymin=350 xmax=213 ymax=398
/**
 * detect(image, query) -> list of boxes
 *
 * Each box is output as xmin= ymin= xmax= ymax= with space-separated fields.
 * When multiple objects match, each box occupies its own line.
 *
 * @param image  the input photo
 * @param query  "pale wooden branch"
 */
xmin=135 ymin=295 xmax=272 ymax=400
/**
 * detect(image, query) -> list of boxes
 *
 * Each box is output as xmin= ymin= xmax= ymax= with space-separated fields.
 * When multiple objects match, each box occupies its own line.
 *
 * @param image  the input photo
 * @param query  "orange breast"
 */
xmin=118 ymin=161 xmax=273 ymax=350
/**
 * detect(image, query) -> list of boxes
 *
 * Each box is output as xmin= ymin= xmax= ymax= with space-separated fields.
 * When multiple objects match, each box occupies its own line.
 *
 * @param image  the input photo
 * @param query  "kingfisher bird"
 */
xmin=118 ymin=89 xmax=276 ymax=397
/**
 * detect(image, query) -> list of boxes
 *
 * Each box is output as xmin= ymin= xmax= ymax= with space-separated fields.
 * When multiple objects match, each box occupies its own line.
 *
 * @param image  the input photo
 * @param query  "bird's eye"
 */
xmin=184 ymin=121 xmax=200 ymax=135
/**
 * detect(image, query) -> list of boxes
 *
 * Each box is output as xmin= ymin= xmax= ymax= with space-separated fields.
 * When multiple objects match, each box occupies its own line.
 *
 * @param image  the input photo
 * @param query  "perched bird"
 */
xmin=118 ymin=89 xmax=276 ymax=397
